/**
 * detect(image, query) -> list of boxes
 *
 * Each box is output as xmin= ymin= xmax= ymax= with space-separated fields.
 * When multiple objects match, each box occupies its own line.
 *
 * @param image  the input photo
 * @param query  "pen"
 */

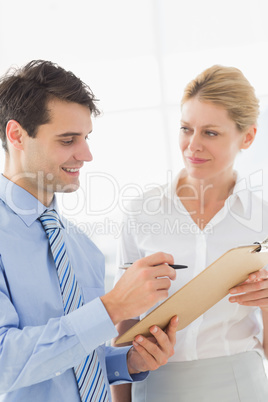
xmin=119 ymin=263 xmax=188 ymax=270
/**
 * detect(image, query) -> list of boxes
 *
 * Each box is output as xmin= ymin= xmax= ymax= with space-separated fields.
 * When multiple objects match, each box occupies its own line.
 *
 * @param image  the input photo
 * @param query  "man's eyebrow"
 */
xmin=56 ymin=130 xmax=92 ymax=138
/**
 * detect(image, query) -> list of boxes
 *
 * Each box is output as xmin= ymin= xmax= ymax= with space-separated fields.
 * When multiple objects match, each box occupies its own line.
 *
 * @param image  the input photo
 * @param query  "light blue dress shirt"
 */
xmin=0 ymin=175 xmax=146 ymax=401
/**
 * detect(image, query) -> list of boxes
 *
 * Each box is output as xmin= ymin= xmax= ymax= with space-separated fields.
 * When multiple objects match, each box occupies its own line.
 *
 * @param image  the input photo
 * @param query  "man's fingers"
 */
xmin=139 ymin=252 xmax=174 ymax=268
xmin=130 ymin=252 xmax=176 ymax=280
xmin=128 ymin=317 xmax=178 ymax=373
xmin=132 ymin=340 xmax=161 ymax=370
xmin=152 ymin=276 xmax=173 ymax=291
xmin=104 ymin=252 xmax=176 ymax=323
xmin=150 ymin=317 xmax=178 ymax=349
xmin=137 ymin=320 xmax=178 ymax=357
xmin=153 ymin=264 xmax=176 ymax=280
xmin=165 ymin=315 xmax=179 ymax=338
xmin=133 ymin=333 xmax=167 ymax=368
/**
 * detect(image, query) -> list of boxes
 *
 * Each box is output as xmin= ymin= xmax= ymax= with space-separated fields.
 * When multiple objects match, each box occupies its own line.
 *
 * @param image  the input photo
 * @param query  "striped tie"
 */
xmin=40 ymin=209 xmax=109 ymax=402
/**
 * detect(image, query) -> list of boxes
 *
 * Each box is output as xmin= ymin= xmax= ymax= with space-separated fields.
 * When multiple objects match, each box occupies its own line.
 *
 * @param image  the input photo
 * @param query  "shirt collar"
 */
xmin=0 ymin=174 xmax=59 ymax=227
xmin=163 ymin=168 xmax=250 ymax=214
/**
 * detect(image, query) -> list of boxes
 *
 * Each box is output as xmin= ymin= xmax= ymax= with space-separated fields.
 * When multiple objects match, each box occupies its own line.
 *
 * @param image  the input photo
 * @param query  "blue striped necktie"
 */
xmin=40 ymin=209 xmax=109 ymax=402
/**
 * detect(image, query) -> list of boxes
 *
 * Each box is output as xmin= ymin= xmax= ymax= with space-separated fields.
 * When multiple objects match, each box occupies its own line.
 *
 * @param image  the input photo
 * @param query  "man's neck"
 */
xmin=3 ymin=171 xmax=54 ymax=207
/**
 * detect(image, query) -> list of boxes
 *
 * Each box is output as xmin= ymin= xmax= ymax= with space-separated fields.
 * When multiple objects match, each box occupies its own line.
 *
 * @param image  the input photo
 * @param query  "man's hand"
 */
xmin=127 ymin=315 xmax=178 ymax=374
xmin=101 ymin=252 xmax=176 ymax=324
xmin=229 ymin=268 xmax=268 ymax=312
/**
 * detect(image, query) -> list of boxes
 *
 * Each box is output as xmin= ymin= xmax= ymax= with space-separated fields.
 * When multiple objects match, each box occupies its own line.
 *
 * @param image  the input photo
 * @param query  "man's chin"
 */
xmin=54 ymin=182 xmax=80 ymax=193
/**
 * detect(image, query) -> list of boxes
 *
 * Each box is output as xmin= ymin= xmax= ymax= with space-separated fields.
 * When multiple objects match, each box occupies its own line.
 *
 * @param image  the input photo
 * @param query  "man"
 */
xmin=0 ymin=60 xmax=178 ymax=401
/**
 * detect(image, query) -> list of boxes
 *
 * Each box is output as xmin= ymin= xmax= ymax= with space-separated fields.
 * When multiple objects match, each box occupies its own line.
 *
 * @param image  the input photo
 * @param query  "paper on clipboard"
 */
xmin=116 ymin=241 xmax=268 ymax=345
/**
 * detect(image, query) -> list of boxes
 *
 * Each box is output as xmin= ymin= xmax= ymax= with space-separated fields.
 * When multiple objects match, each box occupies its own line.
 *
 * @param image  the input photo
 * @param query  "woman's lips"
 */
xmin=186 ymin=156 xmax=209 ymax=164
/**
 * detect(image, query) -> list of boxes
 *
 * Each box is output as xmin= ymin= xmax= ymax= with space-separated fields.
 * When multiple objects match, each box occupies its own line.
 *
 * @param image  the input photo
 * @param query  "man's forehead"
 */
xmin=36 ymin=98 xmax=93 ymax=136
xmin=46 ymin=97 xmax=91 ymax=114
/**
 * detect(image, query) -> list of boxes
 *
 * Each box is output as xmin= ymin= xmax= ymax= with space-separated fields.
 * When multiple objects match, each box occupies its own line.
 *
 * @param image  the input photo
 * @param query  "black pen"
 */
xmin=119 ymin=263 xmax=188 ymax=270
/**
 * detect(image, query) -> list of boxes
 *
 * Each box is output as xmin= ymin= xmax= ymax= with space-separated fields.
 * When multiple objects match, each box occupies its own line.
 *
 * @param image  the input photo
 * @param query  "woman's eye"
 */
xmin=206 ymin=130 xmax=218 ymax=137
xmin=180 ymin=126 xmax=190 ymax=133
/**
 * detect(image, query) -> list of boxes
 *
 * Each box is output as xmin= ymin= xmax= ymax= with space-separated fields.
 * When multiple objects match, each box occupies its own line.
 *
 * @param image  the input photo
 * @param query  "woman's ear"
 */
xmin=6 ymin=120 xmax=25 ymax=151
xmin=240 ymin=125 xmax=257 ymax=150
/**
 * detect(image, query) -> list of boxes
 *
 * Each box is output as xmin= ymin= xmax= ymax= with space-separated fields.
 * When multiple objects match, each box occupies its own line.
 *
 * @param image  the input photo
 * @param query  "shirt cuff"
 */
xmin=106 ymin=346 xmax=149 ymax=384
xmin=64 ymin=297 xmax=118 ymax=354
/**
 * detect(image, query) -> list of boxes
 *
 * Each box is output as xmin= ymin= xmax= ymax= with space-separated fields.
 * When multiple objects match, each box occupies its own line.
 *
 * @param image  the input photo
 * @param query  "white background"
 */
xmin=0 ymin=0 xmax=268 ymax=290
xmin=1 ymin=0 xmax=268 ymax=376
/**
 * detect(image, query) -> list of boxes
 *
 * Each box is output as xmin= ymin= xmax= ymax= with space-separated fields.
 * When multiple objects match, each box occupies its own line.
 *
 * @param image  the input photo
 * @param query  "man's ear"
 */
xmin=240 ymin=125 xmax=257 ymax=150
xmin=6 ymin=120 xmax=25 ymax=151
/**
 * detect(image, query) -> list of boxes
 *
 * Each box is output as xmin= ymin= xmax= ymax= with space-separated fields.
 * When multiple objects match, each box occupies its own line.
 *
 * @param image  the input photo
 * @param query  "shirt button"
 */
xmin=114 ymin=371 xmax=120 ymax=377
xmin=55 ymin=372 xmax=61 ymax=376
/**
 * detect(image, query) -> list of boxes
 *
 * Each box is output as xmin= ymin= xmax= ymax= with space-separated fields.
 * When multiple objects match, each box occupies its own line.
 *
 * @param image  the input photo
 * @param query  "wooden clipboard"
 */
xmin=116 ymin=241 xmax=268 ymax=344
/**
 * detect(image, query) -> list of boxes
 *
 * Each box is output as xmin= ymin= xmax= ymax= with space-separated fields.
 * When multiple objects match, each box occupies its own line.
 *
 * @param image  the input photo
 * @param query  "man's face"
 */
xmin=19 ymin=98 xmax=93 ymax=204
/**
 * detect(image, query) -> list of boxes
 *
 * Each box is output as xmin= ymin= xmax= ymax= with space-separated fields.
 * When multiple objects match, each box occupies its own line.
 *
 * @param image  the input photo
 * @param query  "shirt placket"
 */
xmin=184 ymin=230 xmax=207 ymax=360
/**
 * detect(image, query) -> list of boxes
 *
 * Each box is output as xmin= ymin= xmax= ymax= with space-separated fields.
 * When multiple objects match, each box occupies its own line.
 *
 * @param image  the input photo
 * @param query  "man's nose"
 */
xmin=75 ymin=141 xmax=93 ymax=162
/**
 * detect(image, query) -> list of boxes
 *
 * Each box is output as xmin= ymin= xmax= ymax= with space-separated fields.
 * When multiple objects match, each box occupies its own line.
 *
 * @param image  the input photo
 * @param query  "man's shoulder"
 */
xmin=0 ymin=198 xmax=17 ymax=229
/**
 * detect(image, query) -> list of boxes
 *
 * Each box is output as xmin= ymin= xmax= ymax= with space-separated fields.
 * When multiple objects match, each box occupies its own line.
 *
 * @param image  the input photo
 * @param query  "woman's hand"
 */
xmin=229 ymin=268 xmax=268 ymax=312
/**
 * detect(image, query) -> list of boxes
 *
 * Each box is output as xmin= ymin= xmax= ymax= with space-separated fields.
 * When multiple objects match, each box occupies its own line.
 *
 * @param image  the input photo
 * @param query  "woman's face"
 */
xmin=179 ymin=97 xmax=255 ymax=182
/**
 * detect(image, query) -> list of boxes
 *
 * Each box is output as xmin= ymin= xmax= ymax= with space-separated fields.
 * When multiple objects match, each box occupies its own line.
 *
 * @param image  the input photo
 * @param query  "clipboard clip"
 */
xmin=253 ymin=237 xmax=268 ymax=252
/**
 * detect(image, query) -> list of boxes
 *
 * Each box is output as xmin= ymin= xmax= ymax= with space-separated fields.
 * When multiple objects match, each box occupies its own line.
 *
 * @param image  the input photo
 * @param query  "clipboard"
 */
xmin=116 ymin=239 xmax=268 ymax=344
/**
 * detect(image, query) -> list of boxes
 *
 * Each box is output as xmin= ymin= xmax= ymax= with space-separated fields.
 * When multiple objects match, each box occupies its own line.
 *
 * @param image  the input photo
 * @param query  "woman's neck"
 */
xmin=176 ymin=171 xmax=236 ymax=230
xmin=177 ymin=171 xmax=236 ymax=204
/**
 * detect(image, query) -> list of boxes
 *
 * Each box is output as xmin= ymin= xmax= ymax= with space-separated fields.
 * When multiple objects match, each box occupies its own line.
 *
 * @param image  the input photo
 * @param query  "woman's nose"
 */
xmin=188 ymin=132 xmax=203 ymax=152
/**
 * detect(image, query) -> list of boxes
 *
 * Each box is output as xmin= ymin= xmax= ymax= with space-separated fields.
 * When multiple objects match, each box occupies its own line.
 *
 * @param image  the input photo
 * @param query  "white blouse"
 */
xmin=115 ymin=170 xmax=268 ymax=361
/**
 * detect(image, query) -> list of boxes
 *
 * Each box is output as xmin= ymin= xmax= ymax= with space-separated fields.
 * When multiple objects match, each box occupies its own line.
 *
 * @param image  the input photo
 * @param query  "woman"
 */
xmin=111 ymin=65 xmax=268 ymax=401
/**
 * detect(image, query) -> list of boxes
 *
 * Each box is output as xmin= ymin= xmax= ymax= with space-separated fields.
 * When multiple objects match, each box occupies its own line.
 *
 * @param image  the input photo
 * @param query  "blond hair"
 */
xmin=181 ymin=65 xmax=259 ymax=131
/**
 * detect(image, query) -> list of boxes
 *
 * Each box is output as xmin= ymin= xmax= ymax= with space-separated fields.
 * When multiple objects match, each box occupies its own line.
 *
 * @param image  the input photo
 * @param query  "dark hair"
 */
xmin=0 ymin=60 xmax=100 ymax=151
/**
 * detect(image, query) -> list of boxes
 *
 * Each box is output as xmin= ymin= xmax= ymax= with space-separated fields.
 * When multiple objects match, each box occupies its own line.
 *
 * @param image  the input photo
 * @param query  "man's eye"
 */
xmin=61 ymin=139 xmax=73 ymax=145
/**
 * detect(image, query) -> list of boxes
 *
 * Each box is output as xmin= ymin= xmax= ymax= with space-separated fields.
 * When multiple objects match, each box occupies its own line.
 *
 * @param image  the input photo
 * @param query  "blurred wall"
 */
xmin=0 ymin=0 xmax=268 ymax=290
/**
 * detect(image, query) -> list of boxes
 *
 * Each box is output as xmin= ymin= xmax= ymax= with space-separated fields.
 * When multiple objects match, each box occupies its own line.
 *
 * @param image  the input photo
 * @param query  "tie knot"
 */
xmin=39 ymin=209 xmax=63 ymax=232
